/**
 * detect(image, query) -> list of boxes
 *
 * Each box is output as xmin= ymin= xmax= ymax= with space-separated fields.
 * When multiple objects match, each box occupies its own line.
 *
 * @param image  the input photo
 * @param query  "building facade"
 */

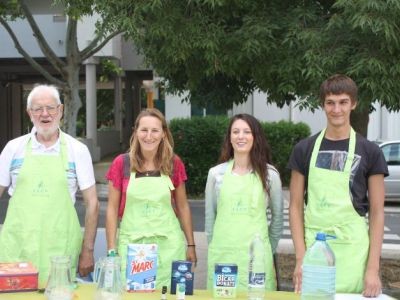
xmin=165 ymin=90 xmax=400 ymax=141
xmin=0 ymin=0 xmax=153 ymax=159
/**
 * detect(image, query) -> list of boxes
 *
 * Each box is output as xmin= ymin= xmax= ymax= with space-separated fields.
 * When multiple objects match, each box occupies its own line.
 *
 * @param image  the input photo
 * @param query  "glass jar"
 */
xmin=95 ymin=256 xmax=123 ymax=300
xmin=45 ymin=255 xmax=74 ymax=300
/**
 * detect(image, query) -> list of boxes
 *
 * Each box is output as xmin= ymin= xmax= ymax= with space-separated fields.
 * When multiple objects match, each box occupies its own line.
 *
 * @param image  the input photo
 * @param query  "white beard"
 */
xmin=34 ymin=123 xmax=60 ymax=140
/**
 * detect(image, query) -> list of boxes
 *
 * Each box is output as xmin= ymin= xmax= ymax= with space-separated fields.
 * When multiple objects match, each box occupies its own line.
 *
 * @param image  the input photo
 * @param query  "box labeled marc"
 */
xmin=126 ymin=244 xmax=158 ymax=292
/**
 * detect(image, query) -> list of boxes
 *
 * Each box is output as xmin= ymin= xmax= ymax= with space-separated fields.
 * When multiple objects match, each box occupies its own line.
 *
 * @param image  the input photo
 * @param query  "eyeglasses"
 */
xmin=30 ymin=105 xmax=60 ymax=116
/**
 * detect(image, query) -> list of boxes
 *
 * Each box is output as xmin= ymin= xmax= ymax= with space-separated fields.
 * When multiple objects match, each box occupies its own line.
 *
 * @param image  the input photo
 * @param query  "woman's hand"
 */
xmin=293 ymin=258 xmax=303 ymax=293
xmin=186 ymin=246 xmax=197 ymax=267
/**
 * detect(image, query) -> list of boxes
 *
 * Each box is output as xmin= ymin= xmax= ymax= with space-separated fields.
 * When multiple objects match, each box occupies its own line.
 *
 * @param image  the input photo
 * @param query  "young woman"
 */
xmin=106 ymin=108 xmax=196 ymax=288
xmin=205 ymin=114 xmax=283 ymax=291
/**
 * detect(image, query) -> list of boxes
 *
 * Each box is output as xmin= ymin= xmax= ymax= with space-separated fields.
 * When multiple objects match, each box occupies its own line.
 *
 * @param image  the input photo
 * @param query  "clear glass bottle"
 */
xmin=45 ymin=255 xmax=74 ymax=300
xmin=248 ymin=233 xmax=266 ymax=300
xmin=95 ymin=256 xmax=123 ymax=300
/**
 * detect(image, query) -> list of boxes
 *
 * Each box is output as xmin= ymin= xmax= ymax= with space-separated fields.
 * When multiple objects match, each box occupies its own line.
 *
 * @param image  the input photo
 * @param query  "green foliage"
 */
xmin=55 ymin=0 xmax=95 ymax=18
xmin=94 ymin=0 xmax=400 ymax=135
xmin=262 ymin=121 xmax=311 ymax=186
xmin=170 ymin=116 xmax=310 ymax=196
xmin=0 ymin=1 xmax=22 ymax=20
xmin=99 ymin=58 xmax=123 ymax=83
xmin=170 ymin=116 xmax=229 ymax=195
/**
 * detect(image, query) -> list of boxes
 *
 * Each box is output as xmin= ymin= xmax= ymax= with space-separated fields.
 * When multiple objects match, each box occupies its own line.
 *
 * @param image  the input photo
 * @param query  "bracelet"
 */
xmin=187 ymin=244 xmax=196 ymax=247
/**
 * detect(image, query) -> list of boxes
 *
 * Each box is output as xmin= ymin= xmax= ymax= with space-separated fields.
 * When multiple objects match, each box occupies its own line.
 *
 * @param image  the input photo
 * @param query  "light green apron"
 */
xmin=118 ymin=172 xmax=185 ymax=288
xmin=0 ymin=133 xmax=82 ymax=287
xmin=207 ymin=160 xmax=276 ymax=291
xmin=305 ymin=128 xmax=369 ymax=293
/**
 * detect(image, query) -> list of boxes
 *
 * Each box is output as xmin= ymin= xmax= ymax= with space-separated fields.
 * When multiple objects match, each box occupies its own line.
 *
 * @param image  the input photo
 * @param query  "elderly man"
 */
xmin=0 ymin=84 xmax=99 ymax=285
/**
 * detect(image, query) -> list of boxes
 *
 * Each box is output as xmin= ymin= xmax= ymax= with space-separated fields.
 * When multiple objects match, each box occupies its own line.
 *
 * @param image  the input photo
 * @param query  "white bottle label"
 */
xmin=104 ymin=269 xmax=114 ymax=288
xmin=248 ymin=272 xmax=265 ymax=287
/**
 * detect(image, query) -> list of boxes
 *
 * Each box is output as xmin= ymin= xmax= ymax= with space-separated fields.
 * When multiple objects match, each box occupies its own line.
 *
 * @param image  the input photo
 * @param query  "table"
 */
xmin=0 ymin=284 xmax=299 ymax=299
xmin=0 ymin=285 xmax=396 ymax=299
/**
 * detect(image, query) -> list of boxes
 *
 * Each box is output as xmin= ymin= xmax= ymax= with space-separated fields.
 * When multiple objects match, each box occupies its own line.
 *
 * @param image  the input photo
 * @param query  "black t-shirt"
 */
xmin=287 ymin=132 xmax=388 ymax=216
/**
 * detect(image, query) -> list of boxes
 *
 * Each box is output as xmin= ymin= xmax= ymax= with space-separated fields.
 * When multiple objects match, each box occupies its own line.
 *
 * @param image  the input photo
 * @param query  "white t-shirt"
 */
xmin=0 ymin=128 xmax=96 ymax=204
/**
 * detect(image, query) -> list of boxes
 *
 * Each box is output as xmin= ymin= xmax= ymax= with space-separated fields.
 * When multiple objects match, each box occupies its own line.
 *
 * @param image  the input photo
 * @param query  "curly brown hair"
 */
xmin=129 ymin=108 xmax=174 ymax=175
xmin=219 ymin=114 xmax=272 ymax=191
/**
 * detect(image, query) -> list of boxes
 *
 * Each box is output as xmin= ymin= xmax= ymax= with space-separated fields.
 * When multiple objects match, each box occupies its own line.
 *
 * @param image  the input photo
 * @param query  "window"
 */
xmin=381 ymin=143 xmax=400 ymax=166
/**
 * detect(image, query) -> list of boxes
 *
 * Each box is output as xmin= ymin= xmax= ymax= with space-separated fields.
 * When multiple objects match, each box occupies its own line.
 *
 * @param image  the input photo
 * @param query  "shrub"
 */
xmin=263 ymin=121 xmax=311 ymax=186
xmin=170 ymin=116 xmax=310 ymax=196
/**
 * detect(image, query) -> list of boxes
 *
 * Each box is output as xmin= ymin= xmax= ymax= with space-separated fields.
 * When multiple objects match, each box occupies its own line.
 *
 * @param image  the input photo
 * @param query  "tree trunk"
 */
xmin=62 ymin=66 xmax=81 ymax=136
xmin=350 ymin=106 xmax=369 ymax=137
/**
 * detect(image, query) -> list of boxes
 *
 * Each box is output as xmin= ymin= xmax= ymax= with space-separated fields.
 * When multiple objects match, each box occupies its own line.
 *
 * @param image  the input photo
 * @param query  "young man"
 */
xmin=0 ymin=84 xmax=99 ymax=285
xmin=288 ymin=74 xmax=388 ymax=297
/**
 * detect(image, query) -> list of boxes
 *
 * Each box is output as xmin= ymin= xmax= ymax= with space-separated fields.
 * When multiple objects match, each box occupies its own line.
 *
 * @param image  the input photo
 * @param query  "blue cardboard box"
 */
xmin=170 ymin=260 xmax=194 ymax=295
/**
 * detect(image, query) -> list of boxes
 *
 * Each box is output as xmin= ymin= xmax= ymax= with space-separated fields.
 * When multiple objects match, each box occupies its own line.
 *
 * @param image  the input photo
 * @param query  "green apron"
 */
xmin=118 ymin=172 xmax=185 ymax=288
xmin=207 ymin=160 xmax=276 ymax=291
xmin=305 ymin=128 xmax=369 ymax=293
xmin=0 ymin=133 xmax=82 ymax=287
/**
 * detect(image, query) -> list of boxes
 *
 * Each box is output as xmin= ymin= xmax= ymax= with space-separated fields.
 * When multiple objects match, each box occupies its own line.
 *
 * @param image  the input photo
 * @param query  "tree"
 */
xmin=0 ymin=0 xmax=122 ymax=135
xmin=96 ymin=0 xmax=400 ymax=136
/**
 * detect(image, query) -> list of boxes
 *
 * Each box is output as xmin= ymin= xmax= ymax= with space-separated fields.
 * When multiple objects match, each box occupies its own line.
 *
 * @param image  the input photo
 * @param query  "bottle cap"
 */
xmin=316 ymin=232 xmax=326 ymax=241
xmin=162 ymin=286 xmax=167 ymax=294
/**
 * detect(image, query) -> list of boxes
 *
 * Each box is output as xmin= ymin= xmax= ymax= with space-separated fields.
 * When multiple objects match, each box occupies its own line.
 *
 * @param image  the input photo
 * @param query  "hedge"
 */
xmin=170 ymin=116 xmax=310 ymax=196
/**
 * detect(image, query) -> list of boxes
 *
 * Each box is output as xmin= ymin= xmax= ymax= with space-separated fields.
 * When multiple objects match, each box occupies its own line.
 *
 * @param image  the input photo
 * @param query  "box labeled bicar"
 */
xmin=213 ymin=263 xmax=238 ymax=298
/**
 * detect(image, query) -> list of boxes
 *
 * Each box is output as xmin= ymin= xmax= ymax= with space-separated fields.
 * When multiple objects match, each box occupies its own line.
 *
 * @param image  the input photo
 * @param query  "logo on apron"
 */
xmin=141 ymin=201 xmax=161 ymax=217
xmin=318 ymin=195 xmax=331 ymax=209
xmin=32 ymin=180 xmax=49 ymax=198
xmin=231 ymin=195 xmax=249 ymax=214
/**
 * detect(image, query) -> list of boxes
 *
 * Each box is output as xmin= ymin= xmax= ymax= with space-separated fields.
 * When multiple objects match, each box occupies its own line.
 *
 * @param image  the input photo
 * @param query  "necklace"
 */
xmin=143 ymin=170 xmax=159 ymax=176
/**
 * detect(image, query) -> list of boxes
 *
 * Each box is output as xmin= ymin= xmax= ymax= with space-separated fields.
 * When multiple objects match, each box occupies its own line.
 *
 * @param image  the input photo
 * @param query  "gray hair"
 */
xmin=26 ymin=84 xmax=61 ymax=109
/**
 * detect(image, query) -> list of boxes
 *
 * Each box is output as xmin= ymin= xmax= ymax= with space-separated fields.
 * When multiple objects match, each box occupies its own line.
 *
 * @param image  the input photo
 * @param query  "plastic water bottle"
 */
xmin=248 ymin=233 xmax=266 ymax=300
xmin=301 ymin=232 xmax=336 ymax=300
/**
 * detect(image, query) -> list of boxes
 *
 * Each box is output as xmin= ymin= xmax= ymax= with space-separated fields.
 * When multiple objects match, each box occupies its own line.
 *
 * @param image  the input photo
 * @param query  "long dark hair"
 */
xmin=219 ymin=114 xmax=272 ymax=191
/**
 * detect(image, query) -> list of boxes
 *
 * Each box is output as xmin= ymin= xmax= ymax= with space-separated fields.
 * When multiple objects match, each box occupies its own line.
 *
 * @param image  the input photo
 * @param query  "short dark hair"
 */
xmin=319 ymin=74 xmax=358 ymax=105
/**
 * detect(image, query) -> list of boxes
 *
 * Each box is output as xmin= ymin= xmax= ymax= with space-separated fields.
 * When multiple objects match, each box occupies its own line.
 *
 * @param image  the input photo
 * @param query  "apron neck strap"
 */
xmin=26 ymin=130 xmax=68 ymax=169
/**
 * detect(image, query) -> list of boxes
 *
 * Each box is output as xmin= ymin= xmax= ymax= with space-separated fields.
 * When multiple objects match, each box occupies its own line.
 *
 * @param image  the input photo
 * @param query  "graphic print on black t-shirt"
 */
xmin=316 ymin=150 xmax=361 ymax=187
xmin=287 ymin=132 xmax=388 ymax=216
